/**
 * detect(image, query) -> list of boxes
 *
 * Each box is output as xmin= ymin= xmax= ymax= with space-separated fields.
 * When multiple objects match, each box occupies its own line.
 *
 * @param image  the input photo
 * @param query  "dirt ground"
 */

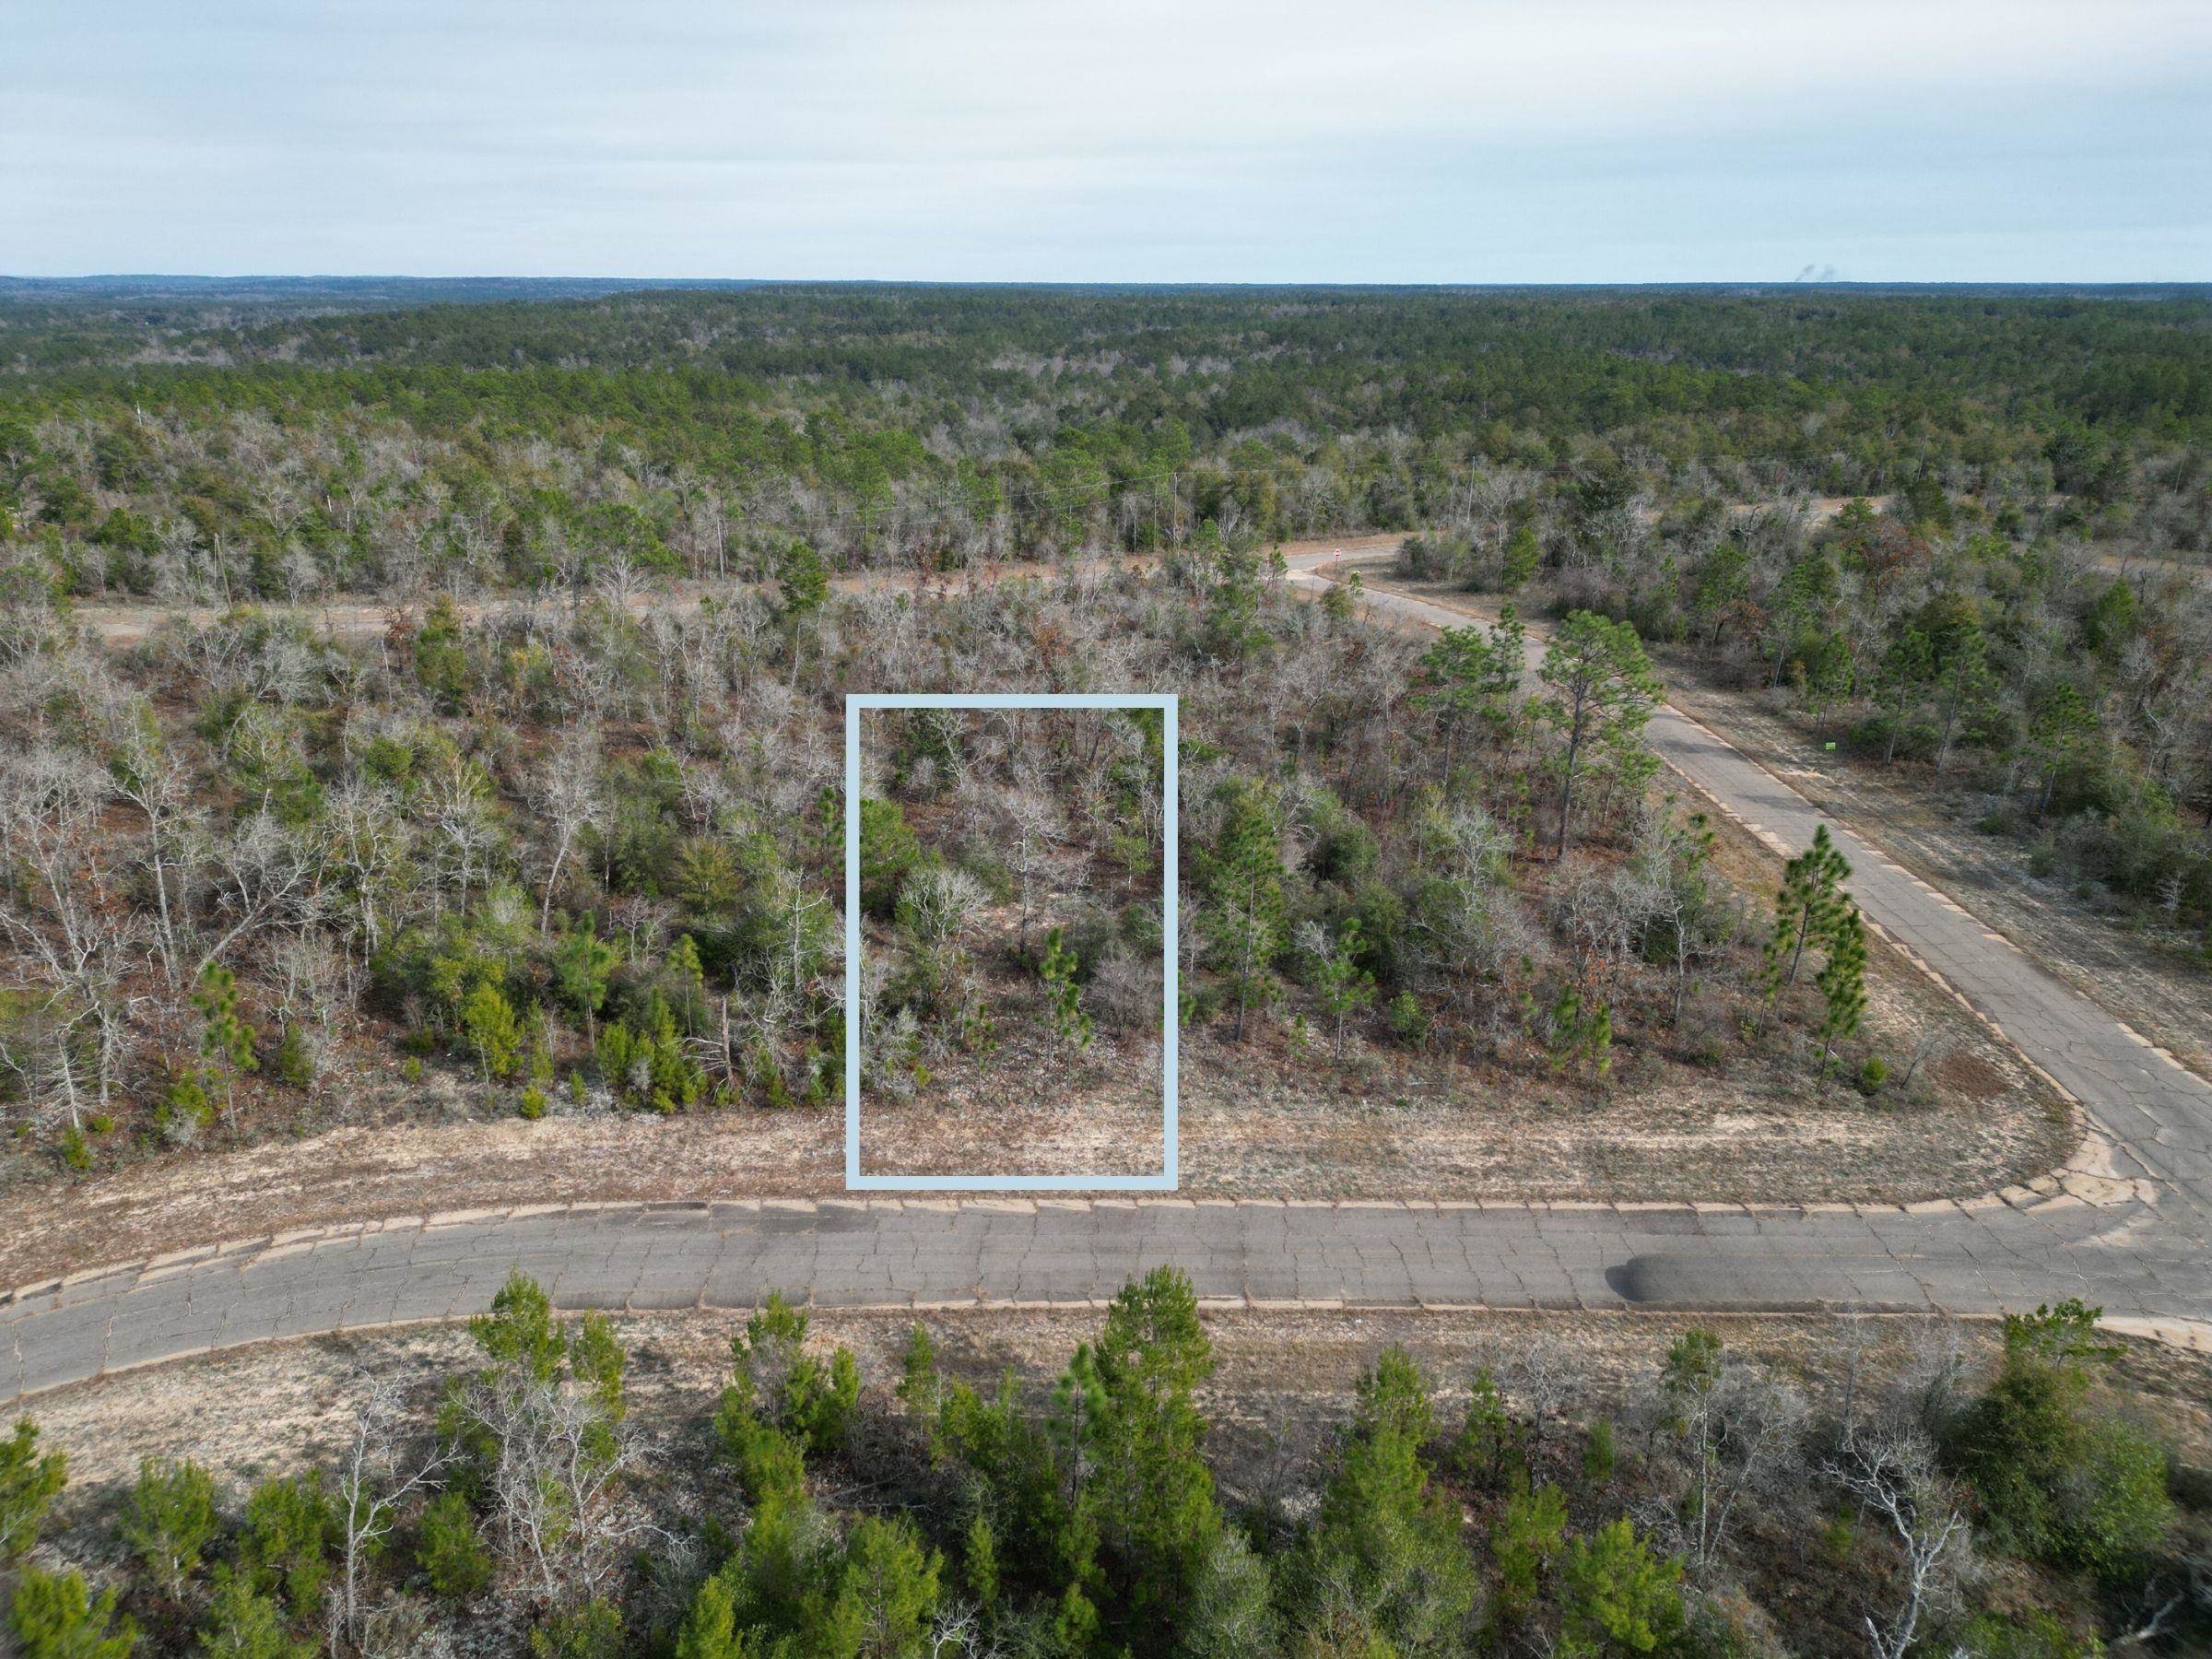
xmin=26 ymin=1303 xmax=2210 ymax=1503
xmin=0 ymin=901 xmax=2069 ymax=1293
xmin=60 ymin=537 xmax=1411 ymax=649
xmin=862 ymin=1041 xmax=1168 ymax=1181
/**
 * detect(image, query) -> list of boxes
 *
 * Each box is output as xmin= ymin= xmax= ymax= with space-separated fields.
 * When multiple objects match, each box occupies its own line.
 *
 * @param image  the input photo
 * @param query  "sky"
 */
xmin=6 ymin=0 xmax=2209 ymax=283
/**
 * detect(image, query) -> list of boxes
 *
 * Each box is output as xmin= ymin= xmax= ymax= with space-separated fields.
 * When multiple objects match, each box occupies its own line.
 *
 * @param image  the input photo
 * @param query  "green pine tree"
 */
xmin=1759 ymin=825 xmax=1852 ymax=1032
xmin=1198 ymin=779 xmax=1286 ymax=1041
xmin=120 ymin=1456 xmax=218 ymax=1596
xmin=552 ymin=920 xmax=618 ymax=1042
xmin=198 ymin=1567 xmax=312 ymax=1659
xmin=1816 ymin=903 xmax=1869 ymax=1068
xmin=1559 ymin=1517 xmax=1686 ymax=1658
xmin=777 ymin=539 xmax=829 ymax=618
xmin=1414 ymin=616 xmax=1523 ymax=776
xmin=1500 ymin=524 xmax=1541 ymax=593
xmin=0 ymin=1418 xmax=66 ymax=1562
xmin=1536 ymin=612 xmax=1662 ymax=858
xmin=1310 ymin=917 xmax=1377 ymax=1056
xmin=1303 ymin=1346 xmax=1476 ymax=1652
xmin=241 ymin=1471 xmax=333 ymax=1623
xmin=1041 ymin=927 xmax=1093 ymax=1052
xmin=7 ymin=1569 xmax=138 ymax=1659
xmin=460 ymin=982 xmax=522 ymax=1082
xmin=194 ymin=963 xmax=258 ymax=1124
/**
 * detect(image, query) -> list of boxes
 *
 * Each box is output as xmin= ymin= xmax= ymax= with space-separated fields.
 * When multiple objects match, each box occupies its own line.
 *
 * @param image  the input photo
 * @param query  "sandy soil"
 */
xmin=60 ymin=536 xmax=1413 ymax=648
xmin=0 ymin=927 xmax=2067 ymax=1293
xmin=863 ymin=1058 xmax=1168 ymax=1182
xmin=27 ymin=1302 xmax=2211 ymax=1502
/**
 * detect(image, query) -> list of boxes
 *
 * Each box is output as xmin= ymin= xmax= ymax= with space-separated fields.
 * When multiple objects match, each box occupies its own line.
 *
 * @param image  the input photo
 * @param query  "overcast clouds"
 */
xmin=5 ymin=0 xmax=2208 ymax=281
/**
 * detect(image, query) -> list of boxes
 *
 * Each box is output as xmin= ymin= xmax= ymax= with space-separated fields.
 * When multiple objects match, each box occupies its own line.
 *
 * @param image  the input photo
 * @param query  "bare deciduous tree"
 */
xmin=1640 ymin=1332 xmax=1806 ymax=1574
xmin=536 ymin=730 xmax=603 ymax=935
xmin=0 ymin=748 xmax=147 ymax=1124
xmin=334 ymin=1379 xmax=462 ymax=1646
xmin=451 ymin=1365 xmax=658 ymax=1610
xmin=1820 ymin=1424 xmax=1971 ymax=1659
xmin=991 ymin=774 xmax=1065 ymax=955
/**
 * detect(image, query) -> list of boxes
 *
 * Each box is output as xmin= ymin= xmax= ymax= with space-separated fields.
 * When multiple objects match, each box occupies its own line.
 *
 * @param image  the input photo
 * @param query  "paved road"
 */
xmin=1289 ymin=555 xmax=2212 ymax=1221
xmin=6 ymin=547 xmax=2208 ymax=1400
xmin=5 ymin=1185 xmax=2203 ymax=1399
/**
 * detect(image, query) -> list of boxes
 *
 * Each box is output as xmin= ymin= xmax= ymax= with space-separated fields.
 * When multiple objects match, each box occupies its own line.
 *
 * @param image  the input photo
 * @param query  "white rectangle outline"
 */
xmin=845 ymin=692 xmax=1179 ymax=1191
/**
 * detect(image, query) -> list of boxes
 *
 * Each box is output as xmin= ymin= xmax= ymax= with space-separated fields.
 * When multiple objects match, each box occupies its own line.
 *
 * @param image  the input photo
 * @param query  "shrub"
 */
xmin=722 ymin=1293 xmax=860 ymax=1459
xmin=120 ymin=1455 xmax=218 ymax=1595
xmin=198 ymin=1566 xmax=310 ymax=1659
xmin=715 ymin=1405 xmax=809 ymax=1506
xmin=241 ymin=1470 xmax=334 ymax=1621
xmin=530 ymin=1597 xmax=625 ymax=1659
xmin=194 ymin=962 xmax=260 ymax=1113
xmin=413 ymin=595 xmax=472 ymax=707
xmin=1455 ymin=1367 xmax=1524 ymax=1492
xmin=416 ymin=1489 xmax=492 ymax=1601
xmin=269 ymin=1022 xmax=316 ymax=1088
xmin=0 ymin=1418 xmax=65 ymax=1561
xmin=857 ymin=798 xmax=924 ymax=917
xmin=1943 ymin=1300 xmax=2174 ymax=1583
xmin=596 ymin=993 xmax=705 ymax=1112
xmin=1040 ymin=927 xmax=1094 ymax=1051
xmin=155 ymin=1067 xmax=215 ymax=1141
xmin=1583 ymin=1417 xmax=1618 ymax=1486
xmin=7 ymin=1568 xmax=137 ymax=1659
xmin=1955 ymin=1609 xmax=2105 ymax=1658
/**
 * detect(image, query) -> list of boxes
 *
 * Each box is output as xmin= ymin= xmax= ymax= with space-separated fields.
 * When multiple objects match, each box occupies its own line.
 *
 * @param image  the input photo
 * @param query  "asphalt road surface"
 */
xmin=6 ymin=549 xmax=2207 ymax=1400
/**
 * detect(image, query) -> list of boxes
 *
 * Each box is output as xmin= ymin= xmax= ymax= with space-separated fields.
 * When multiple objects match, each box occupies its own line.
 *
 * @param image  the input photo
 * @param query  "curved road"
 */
xmin=6 ymin=550 xmax=2208 ymax=1400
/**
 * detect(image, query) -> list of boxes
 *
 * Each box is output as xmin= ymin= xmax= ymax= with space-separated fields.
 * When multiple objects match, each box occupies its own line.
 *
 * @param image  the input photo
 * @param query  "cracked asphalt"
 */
xmin=4 ymin=550 xmax=2206 ymax=1400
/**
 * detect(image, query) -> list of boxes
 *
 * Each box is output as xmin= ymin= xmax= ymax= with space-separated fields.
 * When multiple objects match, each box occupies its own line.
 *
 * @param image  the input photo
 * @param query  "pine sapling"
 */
xmin=1817 ymin=904 xmax=1869 ymax=1069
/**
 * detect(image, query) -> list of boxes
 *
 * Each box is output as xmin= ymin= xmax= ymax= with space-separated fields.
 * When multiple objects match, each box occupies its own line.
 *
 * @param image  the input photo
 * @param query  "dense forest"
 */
xmin=3 ymin=283 xmax=2205 ymax=939
xmin=2 ymin=286 xmax=2206 ymax=599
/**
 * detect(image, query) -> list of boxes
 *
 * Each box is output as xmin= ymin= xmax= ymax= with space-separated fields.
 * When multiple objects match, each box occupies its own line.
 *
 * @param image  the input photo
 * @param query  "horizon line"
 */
xmin=5 ymin=273 xmax=2209 ymax=293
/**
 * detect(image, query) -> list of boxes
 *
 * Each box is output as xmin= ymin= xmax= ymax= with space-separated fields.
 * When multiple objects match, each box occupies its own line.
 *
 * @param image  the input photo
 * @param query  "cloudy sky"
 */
xmin=6 ymin=0 xmax=2208 ymax=282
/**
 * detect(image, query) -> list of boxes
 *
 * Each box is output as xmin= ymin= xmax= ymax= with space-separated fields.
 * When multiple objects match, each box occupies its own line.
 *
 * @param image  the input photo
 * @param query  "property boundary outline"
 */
xmin=844 ymin=692 xmax=1180 ymax=1191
